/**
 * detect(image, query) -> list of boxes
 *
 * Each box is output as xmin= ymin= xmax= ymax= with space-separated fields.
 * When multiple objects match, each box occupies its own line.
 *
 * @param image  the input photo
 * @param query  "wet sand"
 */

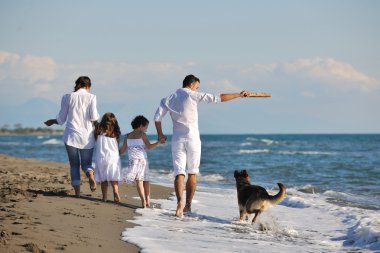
xmin=0 ymin=154 xmax=173 ymax=253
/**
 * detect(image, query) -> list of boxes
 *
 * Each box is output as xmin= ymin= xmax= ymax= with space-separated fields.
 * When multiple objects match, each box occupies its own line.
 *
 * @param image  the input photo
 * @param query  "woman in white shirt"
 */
xmin=45 ymin=76 xmax=99 ymax=197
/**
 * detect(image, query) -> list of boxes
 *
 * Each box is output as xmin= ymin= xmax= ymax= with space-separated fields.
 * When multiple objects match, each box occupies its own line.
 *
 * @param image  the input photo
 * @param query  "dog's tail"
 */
xmin=267 ymin=183 xmax=286 ymax=205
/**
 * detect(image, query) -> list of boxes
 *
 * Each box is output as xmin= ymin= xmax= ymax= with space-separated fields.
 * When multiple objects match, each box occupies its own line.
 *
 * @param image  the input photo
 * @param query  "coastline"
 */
xmin=0 ymin=153 xmax=173 ymax=253
xmin=0 ymin=131 xmax=64 ymax=136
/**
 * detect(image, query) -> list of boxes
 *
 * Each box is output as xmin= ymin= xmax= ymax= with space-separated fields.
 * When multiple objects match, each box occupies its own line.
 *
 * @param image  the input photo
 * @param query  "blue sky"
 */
xmin=0 ymin=0 xmax=379 ymax=134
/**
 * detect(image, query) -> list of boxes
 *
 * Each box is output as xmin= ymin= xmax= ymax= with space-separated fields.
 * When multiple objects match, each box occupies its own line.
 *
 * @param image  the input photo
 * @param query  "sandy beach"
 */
xmin=0 ymin=153 xmax=173 ymax=253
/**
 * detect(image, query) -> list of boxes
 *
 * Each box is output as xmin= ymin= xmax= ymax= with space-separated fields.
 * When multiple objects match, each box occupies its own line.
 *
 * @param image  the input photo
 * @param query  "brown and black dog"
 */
xmin=234 ymin=170 xmax=286 ymax=223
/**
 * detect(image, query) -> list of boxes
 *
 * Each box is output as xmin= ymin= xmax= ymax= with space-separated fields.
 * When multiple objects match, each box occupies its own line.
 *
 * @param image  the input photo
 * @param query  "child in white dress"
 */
xmin=120 ymin=115 xmax=164 ymax=208
xmin=94 ymin=112 xmax=122 ymax=202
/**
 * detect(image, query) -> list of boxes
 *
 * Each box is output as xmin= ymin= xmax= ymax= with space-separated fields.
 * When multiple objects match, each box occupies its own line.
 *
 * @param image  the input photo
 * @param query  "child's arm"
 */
xmin=119 ymin=135 xmax=128 ymax=154
xmin=142 ymin=133 xmax=161 ymax=150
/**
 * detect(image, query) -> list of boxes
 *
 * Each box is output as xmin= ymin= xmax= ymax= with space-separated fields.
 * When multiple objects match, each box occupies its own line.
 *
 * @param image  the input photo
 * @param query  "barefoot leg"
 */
xmin=111 ymin=181 xmax=120 ymax=202
xmin=175 ymin=174 xmax=185 ymax=217
xmin=73 ymin=185 xmax=80 ymax=197
xmin=183 ymin=174 xmax=196 ymax=214
xmin=101 ymin=182 xmax=108 ymax=202
xmin=87 ymin=170 xmax=97 ymax=192
xmin=136 ymin=180 xmax=146 ymax=208
xmin=143 ymin=181 xmax=150 ymax=207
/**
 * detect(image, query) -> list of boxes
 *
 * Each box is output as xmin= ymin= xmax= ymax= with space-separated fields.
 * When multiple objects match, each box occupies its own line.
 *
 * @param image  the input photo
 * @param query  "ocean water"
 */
xmin=1 ymin=134 xmax=379 ymax=252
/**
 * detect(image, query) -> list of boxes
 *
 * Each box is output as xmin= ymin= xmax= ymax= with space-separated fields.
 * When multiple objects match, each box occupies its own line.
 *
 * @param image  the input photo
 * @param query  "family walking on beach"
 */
xmin=45 ymin=74 xmax=265 ymax=215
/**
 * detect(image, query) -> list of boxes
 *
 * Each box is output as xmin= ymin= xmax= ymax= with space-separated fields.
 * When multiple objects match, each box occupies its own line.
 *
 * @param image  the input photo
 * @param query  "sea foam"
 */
xmin=42 ymin=138 xmax=62 ymax=145
xmin=344 ymin=217 xmax=380 ymax=250
xmin=122 ymin=186 xmax=379 ymax=252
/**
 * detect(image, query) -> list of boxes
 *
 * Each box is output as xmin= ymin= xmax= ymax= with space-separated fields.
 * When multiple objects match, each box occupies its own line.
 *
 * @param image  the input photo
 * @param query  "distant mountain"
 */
xmin=0 ymin=98 xmax=60 ymax=128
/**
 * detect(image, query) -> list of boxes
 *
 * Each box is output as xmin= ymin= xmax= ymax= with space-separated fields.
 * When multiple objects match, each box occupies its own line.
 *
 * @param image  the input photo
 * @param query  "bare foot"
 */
xmin=146 ymin=197 xmax=151 ymax=208
xmin=183 ymin=203 xmax=191 ymax=214
xmin=175 ymin=202 xmax=183 ymax=217
xmin=113 ymin=192 xmax=120 ymax=203
xmin=87 ymin=171 xmax=97 ymax=192
xmin=73 ymin=186 xmax=80 ymax=197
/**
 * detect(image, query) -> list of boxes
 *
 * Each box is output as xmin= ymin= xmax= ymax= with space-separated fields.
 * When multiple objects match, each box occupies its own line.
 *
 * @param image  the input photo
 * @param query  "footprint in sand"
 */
xmin=1 ymin=230 xmax=10 ymax=245
xmin=23 ymin=242 xmax=46 ymax=252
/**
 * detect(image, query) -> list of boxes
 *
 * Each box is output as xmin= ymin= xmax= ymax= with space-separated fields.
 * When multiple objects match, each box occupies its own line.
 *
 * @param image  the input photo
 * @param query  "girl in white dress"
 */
xmin=94 ymin=112 xmax=122 ymax=202
xmin=120 ymin=115 xmax=164 ymax=208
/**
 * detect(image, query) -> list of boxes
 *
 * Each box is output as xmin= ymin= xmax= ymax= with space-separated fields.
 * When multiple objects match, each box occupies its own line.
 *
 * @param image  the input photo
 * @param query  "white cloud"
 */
xmin=0 ymin=51 xmax=20 ymax=64
xmin=58 ymin=62 xmax=188 ymax=102
xmin=0 ymin=51 xmax=57 ymax=82
xmin=229 ymin=57 xmax=379 ymax=92
xmin=1 ymin=51 xmax=378 ymax=107
xmin=239 ymin=63 xmax=278 ymax=76
xmin=283 ymin=58 xmax=377 ymax=91
xmin=284 ymin=58 xmax=367 ymax=81
xmin=0 ymin=51 xmax=379 ymax=132
xmin=205 ymin=79 xmax=242 ymax=92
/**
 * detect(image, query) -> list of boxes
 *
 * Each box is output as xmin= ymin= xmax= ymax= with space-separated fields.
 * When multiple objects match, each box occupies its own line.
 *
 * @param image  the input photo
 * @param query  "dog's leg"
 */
xmin=239 ymin=206 xmax=248 ymax=222
xmin=251 ymin=210 xmax=261 ymax=224
xmin=239 ymin=209 xmax=245 ymax=221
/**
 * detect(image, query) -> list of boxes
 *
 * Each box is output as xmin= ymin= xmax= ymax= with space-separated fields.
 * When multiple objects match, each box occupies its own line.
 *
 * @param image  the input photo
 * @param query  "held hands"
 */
xmin=158 ymin=134 xmax=167 ymax=144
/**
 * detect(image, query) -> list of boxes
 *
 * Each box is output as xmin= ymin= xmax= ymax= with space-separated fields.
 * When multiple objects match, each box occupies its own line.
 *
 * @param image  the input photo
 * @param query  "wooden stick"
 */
xmin=247 ymin=92 xmax=271 ymax=98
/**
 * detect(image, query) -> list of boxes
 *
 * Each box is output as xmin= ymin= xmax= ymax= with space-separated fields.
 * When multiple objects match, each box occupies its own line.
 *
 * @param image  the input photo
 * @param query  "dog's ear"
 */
xmin=242 ymin=170 xmax=248 ymax=177
xmin=234 ymin=170 xmax=239 ymax=178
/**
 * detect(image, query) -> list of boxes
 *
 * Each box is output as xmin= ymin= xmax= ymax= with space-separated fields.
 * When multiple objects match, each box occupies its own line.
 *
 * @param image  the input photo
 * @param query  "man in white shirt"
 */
xmin=154 ymin=74 xmax=253 ymax=217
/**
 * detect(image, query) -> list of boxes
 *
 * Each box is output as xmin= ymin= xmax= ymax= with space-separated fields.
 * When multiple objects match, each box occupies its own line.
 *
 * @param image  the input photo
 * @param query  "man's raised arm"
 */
xmin=220 ymin=90 xmax=271 ymax=102
xmin=220 ymin=90 xmax=250 ymax=102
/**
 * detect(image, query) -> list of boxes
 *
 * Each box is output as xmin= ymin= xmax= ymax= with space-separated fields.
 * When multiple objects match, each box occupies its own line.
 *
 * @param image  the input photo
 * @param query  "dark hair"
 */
xmin=131 ymin=115 xmax=149 ymax=130
xmin=95 ymin=112 xmax=121 ymax=143
xmin=74 ymin=76 xmax=91 ymax=92
xmin=182 ymin=74 xmax=200 ymax=88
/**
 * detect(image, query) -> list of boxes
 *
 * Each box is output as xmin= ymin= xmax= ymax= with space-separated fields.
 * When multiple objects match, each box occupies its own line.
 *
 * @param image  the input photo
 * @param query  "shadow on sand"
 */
xmin=26 ymin=188 xmax=141 ymax=209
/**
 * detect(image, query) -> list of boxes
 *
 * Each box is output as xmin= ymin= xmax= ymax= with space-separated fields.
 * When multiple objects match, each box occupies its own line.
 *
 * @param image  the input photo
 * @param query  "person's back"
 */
xmin=94 ymin=112 xmax=122 ymax=202
xmin=126 ymin=133 xmax=147 ymax=161
xmin=96 ymin=134 xmax=120 ymax=161
xmin=158 ymin=87 xmax=220 ymax=141
xmin=44 ymin=76 xmax=99 ymax=197
xmin=154 ymin=74 xmax=256 ymax=217
xmin=163 ymin=88 xmax=200 ymax=140
xmin=120 ymin=115 xmax=163 ymax=208
xmin=60 ymin=89 xmax=98 ymax=149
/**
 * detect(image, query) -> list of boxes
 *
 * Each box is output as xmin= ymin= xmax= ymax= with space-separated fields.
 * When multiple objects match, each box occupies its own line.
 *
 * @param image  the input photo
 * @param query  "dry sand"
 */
xmin=0 ymin=154 xmax=173 ymax=253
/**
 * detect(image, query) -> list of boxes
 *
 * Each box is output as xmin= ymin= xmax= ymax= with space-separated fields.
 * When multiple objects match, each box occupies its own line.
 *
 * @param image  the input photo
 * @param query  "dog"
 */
xmin=234 ymin=170 xmax=286 ymax=223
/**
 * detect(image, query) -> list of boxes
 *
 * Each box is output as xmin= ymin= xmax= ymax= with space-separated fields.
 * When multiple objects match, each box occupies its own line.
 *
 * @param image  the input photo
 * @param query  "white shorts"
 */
xmin=171 ymin=139 xmax=201 ymax=177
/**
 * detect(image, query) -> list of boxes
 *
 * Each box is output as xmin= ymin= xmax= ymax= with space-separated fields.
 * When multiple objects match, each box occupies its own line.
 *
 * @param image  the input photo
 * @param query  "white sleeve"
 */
xmin=89 ymin=95 xmax=99 ymax=122
xmin=154 ymin=98 xmax=168 ymax=122
xmin=194 ymin=91 xmax=221 ymax=103
xmin=56 ymin=94 xmax=69 ymax=125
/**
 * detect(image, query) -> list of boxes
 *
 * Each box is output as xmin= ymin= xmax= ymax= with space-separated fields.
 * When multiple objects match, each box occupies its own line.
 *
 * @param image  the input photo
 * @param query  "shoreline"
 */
xmin=0 ymin=131 xmax=64 ymax=136
xmin=0 ymin=153 xmax=173 ymax=253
